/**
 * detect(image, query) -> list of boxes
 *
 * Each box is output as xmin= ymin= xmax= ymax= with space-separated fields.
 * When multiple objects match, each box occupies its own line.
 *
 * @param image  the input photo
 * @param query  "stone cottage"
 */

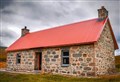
xmin=6 ymin=6 xmax=118 ymax=77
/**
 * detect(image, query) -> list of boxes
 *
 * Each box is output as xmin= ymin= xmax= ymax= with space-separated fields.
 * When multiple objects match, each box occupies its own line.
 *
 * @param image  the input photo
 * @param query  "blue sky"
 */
xmin=0 ymin=0 xmax=120 ymax=55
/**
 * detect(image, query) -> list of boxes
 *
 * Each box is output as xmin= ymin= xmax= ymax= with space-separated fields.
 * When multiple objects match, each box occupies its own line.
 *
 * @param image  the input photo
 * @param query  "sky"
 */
xmin=0 ymin=0 xmax=120 ymax=55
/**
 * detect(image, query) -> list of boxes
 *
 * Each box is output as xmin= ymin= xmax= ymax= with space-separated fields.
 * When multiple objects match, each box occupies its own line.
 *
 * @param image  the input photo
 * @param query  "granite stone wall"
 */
xmin=7 ymin=50 xmax=35 ymax=71
xmin=94 ymin=22 xmax=115 ymax=75
xmin=42 ymin=45 xmax=95 ymax=77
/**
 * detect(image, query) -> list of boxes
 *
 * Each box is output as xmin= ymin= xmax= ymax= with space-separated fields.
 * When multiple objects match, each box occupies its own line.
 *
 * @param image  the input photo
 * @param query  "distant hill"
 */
xmin=115 ymin=55 xmax=120 ymax=72
xmin=0 ymin=46 xmax=7 ymax=62
xmin=0 ymin=46 xmax=7 ymax=48
xmin=115 ymin=55 xmax=120 ymax=65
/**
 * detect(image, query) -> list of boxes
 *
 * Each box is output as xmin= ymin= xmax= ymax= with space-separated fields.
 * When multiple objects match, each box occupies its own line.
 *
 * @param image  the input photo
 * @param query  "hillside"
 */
xmin=115 ymin=55 xmax=120 ymax=65
xmin=0 ymin=47 xmax=7 ymax=68
xmin=115 ymin=55 xmax=120 ymax=72
xmin=0 ymin=46 xmax=7 ymax=62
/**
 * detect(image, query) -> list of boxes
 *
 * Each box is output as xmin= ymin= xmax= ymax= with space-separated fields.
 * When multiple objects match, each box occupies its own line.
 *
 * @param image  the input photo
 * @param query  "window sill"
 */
xmin=16 ymin=63 xmax=21 ymax=65
xmin=61 ymin=64 xmax=69 ymax=67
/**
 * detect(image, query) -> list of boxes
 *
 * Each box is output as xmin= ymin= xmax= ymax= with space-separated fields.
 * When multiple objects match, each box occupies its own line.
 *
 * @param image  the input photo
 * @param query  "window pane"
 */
xmin=16 ymin=54 xmax=21 ymax=64
xmin=63 ymin=58 xmax=69 ymax=64
xmin=63 ymin=51 xmax=69 ymax=56
xmin=62 ymin=49 xmax=69 ymax=66
xmin=18 ymin=55 xmax=21 ymax=58
xmin=18 ymin=59 xmax=21 ymax=63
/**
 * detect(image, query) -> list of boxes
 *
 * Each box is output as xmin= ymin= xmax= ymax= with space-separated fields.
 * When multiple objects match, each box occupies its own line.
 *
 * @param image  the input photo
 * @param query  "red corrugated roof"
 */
xmin=6 ymin=17 xmax=117 ymax=51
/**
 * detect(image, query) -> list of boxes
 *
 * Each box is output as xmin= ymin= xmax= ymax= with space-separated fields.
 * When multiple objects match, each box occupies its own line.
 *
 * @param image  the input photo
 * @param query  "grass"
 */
xmin=0 ymin=72 xmax=120 ymax=82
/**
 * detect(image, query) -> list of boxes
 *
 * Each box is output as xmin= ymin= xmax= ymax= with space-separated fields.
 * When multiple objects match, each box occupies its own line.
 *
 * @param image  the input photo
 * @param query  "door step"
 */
xmin=33 ymin=70 xmax=41 ymax=74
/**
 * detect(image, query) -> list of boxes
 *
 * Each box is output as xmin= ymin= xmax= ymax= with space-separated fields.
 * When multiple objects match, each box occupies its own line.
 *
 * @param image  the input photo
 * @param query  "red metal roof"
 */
xmin=6 ymin=17 xmax=118 ymax=51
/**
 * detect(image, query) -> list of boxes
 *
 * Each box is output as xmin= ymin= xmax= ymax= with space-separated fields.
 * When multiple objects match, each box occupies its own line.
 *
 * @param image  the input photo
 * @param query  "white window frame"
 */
xmin=61 ymin=49 xmax=69 ymax=67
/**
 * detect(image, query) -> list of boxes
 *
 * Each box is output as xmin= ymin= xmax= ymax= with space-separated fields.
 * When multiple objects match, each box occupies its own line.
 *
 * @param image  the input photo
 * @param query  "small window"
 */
xmin=62 ymin=50 xmax=69 ymax=66
xmin=16 ymin=53 xmax=21 ymax=64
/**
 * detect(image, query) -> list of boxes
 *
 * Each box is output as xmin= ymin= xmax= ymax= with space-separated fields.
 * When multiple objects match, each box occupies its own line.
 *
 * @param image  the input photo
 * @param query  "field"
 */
xmin=0 ymin=47 xmax=120 ymax=82
xmin=0 ymin=72 xmax=120 ymax=82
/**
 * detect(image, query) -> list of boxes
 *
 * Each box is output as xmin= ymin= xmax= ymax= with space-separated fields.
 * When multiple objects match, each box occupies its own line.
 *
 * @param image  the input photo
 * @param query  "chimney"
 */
xmin=21 ymin=26 xmax=29 ymax=36
xmin=98 ymin=6 xmax=108 ymax=19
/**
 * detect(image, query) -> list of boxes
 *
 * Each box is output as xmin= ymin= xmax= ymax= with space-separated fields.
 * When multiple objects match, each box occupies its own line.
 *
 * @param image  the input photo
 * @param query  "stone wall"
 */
xmin=94 ymin=22 xmax=115 ymax=75
xmin=42 ymin=48 xmax=61 ymax=74
xmin=7 ymin=45 xmax=95 ymax=77
xmin=42 ymin=45 xmax=95 ymax=77
xmin=70 ymin=45 xmax=95 ymax=77
xmin=7 ymin=50 xmax=35 ymax=71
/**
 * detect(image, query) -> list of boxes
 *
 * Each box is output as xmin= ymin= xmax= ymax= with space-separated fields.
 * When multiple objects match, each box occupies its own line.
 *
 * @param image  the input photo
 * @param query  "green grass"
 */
xmin=0 ymin=72 xmax=120 ymax=82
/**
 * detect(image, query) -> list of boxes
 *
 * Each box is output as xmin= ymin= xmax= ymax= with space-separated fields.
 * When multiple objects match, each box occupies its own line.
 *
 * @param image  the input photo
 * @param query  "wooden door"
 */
xmin=35 ymin=52 xmax=42 ymax=70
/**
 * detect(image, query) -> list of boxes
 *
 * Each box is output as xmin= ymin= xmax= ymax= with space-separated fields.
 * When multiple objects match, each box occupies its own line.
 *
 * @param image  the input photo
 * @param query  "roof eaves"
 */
xmin=6 ymin=41 xmax=96 ymax=52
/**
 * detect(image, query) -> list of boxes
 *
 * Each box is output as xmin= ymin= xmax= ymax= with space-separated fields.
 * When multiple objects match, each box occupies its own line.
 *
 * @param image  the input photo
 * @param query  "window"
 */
xmin=62 ymin=50 xmax=69 ymax=66
xmin=16 ymin=53 xmax=21 ymax=64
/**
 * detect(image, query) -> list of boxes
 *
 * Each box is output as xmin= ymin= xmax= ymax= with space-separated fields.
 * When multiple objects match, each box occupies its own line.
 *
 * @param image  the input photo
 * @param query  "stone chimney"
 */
xmin=21 ymin=26 xmax=29 ymax=36
xmin=98 ymin=6 xmax=108 ymax=19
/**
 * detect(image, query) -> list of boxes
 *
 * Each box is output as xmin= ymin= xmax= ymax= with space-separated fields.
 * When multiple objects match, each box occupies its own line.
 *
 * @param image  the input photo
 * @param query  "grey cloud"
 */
xmin=116 ymin=35 xmax=120 ymax=43
xmin=0 ymin=40 xmax=4 ymax=46
xmin=0 ymin=0 xmax=14 ymax=9
xmin=0 ymin=29 xmax=17 ymax=39
xmin=5 ymin=2 xmax=89 ymax=25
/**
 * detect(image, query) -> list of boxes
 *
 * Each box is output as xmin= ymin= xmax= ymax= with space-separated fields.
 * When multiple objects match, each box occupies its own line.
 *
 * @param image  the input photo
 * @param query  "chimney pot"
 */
xmin=101 ymin=6 xmax=104 ymax=9
xmin=25 ymin=26 xmax=27 ymax=29
xmin=21 ymin=26 xmax=29 ymax=37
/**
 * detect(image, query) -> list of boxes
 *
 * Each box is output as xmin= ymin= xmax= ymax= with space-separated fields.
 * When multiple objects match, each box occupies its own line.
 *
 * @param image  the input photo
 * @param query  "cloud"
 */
xmin=0 ymin=40 xmax=4 ymax=47
xmin=0 ymin=0 xmax=14 ymax=9
xmin=0 ymin=0 xmax=120 ymax=55
xmin=0 ymin=22 xmax=20 ymax=46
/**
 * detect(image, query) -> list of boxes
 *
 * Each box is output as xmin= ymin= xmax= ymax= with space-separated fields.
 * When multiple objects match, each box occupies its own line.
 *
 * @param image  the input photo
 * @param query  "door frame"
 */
xmin=34 ymin=52 xmax=42 ymax=70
